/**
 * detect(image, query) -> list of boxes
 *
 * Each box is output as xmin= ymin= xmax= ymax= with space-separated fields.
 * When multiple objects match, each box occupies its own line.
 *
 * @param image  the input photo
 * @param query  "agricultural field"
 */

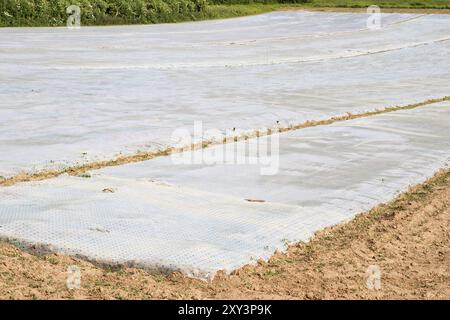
xmin=0 ymin=2 xmax=449 ymax=302
xmin=2 ymin=0 xmax=450 ymax=27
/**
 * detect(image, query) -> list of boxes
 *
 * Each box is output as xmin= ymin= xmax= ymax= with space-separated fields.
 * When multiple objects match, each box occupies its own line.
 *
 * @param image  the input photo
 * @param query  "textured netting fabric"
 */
xmin=0 ymin=103 xmax=448 ymax=279
xmin=1 ymin=12 xmax=450 ymax=177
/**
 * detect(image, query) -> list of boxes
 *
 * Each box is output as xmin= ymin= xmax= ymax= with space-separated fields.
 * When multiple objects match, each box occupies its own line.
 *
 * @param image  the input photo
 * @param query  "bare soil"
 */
xmin=1 ymin=168 xmax=449 ymax=299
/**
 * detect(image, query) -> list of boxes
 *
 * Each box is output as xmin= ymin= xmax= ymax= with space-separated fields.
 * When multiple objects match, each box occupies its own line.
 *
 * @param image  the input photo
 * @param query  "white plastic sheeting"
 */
xmin=0 ymin=102 xmax=448 ymax=278
xmin=1 ymin=12 xmax=450 ymax=177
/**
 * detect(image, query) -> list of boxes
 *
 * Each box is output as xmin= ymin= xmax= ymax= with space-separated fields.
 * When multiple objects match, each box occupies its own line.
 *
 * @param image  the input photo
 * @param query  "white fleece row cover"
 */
xmin=1 ymin=11 xmax=450 ymax=177
xmin=0 ymin=102 xmax=448 ymax=279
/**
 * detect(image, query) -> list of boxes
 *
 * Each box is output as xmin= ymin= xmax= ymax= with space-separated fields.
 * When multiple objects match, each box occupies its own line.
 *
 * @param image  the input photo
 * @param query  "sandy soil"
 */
xmin=0 ymin=167 xmax=448 ymax=299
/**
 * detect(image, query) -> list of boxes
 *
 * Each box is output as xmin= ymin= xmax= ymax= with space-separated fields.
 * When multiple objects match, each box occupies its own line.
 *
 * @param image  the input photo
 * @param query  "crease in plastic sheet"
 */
xmin=1 ymin=12 xmax=450 ymax=177
xmin=0 ymin=102 xmax=448 ymax=279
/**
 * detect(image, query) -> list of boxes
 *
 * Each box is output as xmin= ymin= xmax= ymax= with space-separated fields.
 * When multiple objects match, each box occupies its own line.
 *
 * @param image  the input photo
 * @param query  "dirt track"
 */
xmin=1 ymin=168 xmax=448 ymax=299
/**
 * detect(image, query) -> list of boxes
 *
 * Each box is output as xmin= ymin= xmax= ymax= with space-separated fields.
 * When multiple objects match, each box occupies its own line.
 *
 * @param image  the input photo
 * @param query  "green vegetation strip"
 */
xmin=2 ymin=1 xmax=450 ymax=28
xmin=0 ymin=0 xmax=283 ymax=27
xmin=210 ymin=0 xmax=450 ymax=9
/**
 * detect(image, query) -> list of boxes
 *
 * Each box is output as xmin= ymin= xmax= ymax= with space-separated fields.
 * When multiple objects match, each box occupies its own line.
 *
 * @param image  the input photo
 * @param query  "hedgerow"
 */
xmin=0 ymin=0 xmax=209 ymax=26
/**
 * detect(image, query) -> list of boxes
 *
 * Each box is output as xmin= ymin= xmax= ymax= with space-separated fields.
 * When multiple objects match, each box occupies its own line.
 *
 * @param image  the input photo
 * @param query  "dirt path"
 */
xmin=1 ymin=168 xmax=448 ymax=299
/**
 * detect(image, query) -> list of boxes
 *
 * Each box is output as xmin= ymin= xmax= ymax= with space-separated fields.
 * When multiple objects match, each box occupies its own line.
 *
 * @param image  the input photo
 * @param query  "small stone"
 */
xmin=245 ymin=199 xmax=265 ymax=203
xmin=77 ymin=173 xmax=91 ymax=178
